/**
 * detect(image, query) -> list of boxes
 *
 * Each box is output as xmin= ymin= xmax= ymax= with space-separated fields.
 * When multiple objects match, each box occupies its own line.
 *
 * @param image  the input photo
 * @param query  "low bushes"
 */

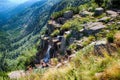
xmin=51 ymin=29 xmax=60 ymax=37
xmin=107 ymin=33 xmax=114 ymax=43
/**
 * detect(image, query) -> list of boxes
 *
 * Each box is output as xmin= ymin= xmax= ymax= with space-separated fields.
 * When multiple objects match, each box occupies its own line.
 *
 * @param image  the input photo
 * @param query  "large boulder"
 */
xmin=84 ymin=22 xmax=106 ymax=34
xmin=63 ymin=11 xmax=73 ymax=19
xmin=94 ymin=8 xmax=104 ymax=16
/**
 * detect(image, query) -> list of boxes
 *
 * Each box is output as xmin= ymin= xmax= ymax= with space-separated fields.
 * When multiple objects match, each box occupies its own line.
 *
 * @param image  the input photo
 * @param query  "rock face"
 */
xmin=60 ymin=36 xmax=66 ymax=53
xmin=89 ymin=22 xmax=106 ymax=30
xmin=94 ymin=8 xmax=104 ymax=16
xmin=47 ymin=20 xmax=61 ymax=34
xmin=63 ymin=11 xmax=73 ymax=19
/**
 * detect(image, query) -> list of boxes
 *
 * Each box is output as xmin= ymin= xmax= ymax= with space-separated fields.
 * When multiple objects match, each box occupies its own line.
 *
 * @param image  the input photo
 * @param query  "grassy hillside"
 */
xmin=0 ymin=0 xmax=120 ymax=80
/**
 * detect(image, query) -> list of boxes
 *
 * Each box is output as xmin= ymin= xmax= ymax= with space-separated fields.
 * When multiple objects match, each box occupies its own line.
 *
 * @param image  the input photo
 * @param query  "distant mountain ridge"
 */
xmin=0 ymin=0 xmax=42 ymax=26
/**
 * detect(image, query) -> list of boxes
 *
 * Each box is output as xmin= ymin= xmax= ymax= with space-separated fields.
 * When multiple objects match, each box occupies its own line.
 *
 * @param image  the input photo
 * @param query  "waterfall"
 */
xmin=43 ymin=45 xmax=52 ymax=63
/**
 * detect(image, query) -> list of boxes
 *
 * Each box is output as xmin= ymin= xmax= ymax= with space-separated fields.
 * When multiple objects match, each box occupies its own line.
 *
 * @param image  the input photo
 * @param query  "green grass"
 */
xmin=51 ymin=29 xmax=60 ymax=37
xmin=19 ymin=41 xmax=120 ymax=80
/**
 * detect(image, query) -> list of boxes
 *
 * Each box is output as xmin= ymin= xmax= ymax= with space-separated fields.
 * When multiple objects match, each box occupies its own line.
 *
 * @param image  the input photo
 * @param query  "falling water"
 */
xmin=43 ymin=45 xmax=52 ymax=63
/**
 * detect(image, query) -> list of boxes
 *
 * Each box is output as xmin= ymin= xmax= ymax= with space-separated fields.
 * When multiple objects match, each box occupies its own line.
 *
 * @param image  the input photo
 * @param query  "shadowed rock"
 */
xmin=56 ymin=17 xmax=66 ymax=24
xmin=63 ymin=10 xmax=73 ymax=19
xmin=94 ymin=8 xmax=104 ymax=16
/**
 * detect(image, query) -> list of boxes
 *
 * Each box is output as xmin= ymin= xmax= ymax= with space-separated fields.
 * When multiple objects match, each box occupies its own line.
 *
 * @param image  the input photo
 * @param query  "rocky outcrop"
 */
xmin=83 ymin=22 xmax=106 ymax=34
xmin=88 ymin=22 xmax=106 ymax=31
xmin=47 ymin=20 xmax=61 ymax=34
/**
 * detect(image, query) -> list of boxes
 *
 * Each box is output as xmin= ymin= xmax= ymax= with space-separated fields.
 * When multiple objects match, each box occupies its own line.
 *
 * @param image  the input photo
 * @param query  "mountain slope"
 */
xmin=0 ymin=0 xmax=63 ymax=72
xmin=0 ymin=0 xmax=42 ymax=26
xmin=0 ymin=0 xmax=96 ymax=78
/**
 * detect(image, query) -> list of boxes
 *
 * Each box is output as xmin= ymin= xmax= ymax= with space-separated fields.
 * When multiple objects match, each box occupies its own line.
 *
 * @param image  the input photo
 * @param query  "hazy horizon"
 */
xmin=9 ymin=0 xmax=29 ymax=4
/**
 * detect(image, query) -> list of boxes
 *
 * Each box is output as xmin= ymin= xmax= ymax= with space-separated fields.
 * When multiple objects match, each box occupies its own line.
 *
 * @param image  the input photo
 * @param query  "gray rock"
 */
xmin=94 ymin=8 xmax=104 ymax=16
xmin=47 ymin=20 xmax=61 ymax=34
xmin=84 ymin=22 xmax=106 ymax=34
xmin=40 ymin=37 xmax=49 ymax=49
xmin=117 ymin=10 xmax=120 ymax=15
xmin=117 ymin=22 xmax=120 ymax=25
xmin=63 ymin=10 xmax=73 ymax=19
xmin=106 ymin=10 xmax=118 ymax=18
xmin=60 ymin=36 xmax=66 ymax=53
xmin=69 ymin=37 xmax=76 ymax=44
xmin=89 ymin=22 xmax=106 ymax=31
xmin=64 ymin=30 xmax=71 ymax=35
xmin=99 ymin=17 xmax=111 ymax=22
xmin=56 ymin=17 xmax=66 ymax=24
xmin=79 ymin=11 xmax=92 ymax=17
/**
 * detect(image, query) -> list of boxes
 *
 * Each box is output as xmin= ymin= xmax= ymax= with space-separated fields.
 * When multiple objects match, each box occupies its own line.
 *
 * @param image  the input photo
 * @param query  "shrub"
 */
xmin=51 ymin=11 xmax=64 ymax=19
xmin=60 ymin=18 xmax=84 ymax=31
xmin=88 ymin=36 xmax=95 ymax=42
xmin=71 ymin=7 xmax=79 ymax=14
xmin=107 ymin=33 xmax=114 ymax=43
xmin=60 ymin=21 xmax=72 ymax=31
xmin=68 ymin=43 xmax=77 ymax=50
xmin=82 ymin=36 xmax=95 ymax=47
xmin=0 ymin=72 xmax=9 ymax=80
xmin=50 ymin=29 xmax=60 ymax=37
